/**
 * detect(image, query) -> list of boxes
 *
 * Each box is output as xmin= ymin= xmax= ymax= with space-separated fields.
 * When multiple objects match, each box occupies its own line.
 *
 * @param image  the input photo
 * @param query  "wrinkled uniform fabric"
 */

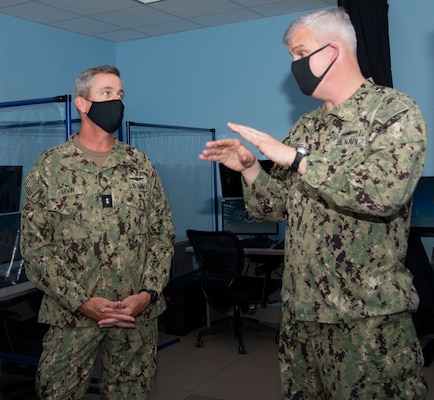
xmin=243 ymin=79 xmax=428 ymax=398
xmin=21 ymin=134 xmax=175 ymax=399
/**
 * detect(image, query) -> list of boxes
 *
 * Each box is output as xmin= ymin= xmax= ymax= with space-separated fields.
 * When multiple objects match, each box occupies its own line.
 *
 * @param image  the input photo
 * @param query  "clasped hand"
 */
xmin=78 ymin=293 xmax=151 ymax=329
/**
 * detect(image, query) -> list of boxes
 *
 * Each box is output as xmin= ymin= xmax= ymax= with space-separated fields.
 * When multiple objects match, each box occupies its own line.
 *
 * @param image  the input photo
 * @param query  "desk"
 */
xmin=185 ymin=245 xmax=284 ymax=257
xmin=0 ymin=262 xmax=40 ymax=355
xmin=0 ymin=281 xmax=41 ymax=355
xmin=1 ymin=262 xmax=37 ymax=305
xmin=0 ymin=281 xmax=37 ymax=304
xmin=1 ymin=261 xmax=37 ymax=304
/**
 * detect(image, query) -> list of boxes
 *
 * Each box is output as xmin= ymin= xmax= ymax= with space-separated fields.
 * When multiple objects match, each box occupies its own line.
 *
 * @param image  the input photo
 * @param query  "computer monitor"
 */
xmin=0 ymin=211 xmax=21 ymax=265
xmin=219 ymin=160 xmax=274 ymax=198
xmin=410 ymin=176 xmax=434 ymax=232
xmin=0 ymin=166 xmax=23 ymax=213
xmin=221 ymin=198 xmax=279 ymax=236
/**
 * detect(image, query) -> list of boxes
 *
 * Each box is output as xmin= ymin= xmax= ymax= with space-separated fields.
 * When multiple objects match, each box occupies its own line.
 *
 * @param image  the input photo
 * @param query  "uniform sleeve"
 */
xmin=20 ymin=159 xmax=91 ymax=313
xmin=139 ymin=166 xmax=175 ymax=295
xmin=242 ymin=167 xmax=290 ymax=222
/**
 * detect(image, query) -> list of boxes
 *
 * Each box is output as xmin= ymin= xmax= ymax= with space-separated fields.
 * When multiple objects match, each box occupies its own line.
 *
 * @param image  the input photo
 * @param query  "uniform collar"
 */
xmin=59 ymin=133 xmax=133 ymax=170
xmin=326 ymin=78 xmax=375 ymax=122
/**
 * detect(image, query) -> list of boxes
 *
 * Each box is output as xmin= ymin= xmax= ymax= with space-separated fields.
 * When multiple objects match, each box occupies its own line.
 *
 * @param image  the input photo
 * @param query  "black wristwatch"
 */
xmin=291 ymin=146 xmax=310 ymax=172
xmin=139 ymin=289 xmax=158 ymax=304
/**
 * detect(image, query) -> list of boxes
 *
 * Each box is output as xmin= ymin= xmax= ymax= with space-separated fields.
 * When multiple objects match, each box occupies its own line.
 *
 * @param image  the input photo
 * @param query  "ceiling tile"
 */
xmin=232 ymin=0 xmax=295 ymax=6
xmin=50 ymin=17 xmax=120 ymax=36
xmin=0 ymin=2 xmax=77 ymax=24
xmin=150 ymin=0 xmax=242 ymax=18
xmin=251 ymin=0 xmax=335 ymax=17
xmin=0 ymin=0 xmax=28 ymax=8
xmin=93 ymin=5 xmax=177 ymax=28
xmin=135 ymin=19 xmax=204 ymax=37
xmin=190 ymin=8 xmax=263 ymax=28
xmin=39 ymin=0 xmax=138 ymax=15
xmin=95 ymin=29 xmax=151 ymax=43
xmin=0 ymin=0 xmax=337 ymax=42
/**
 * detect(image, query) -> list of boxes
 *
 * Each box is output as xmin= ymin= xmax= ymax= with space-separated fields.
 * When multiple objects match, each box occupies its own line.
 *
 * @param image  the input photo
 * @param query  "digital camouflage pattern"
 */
xmin=20 ymin=134 xmax=175 ymax=398
xmin=21 ymin=134 xmax=175 ymax=327
xmin=279 ymin=312 xmax=427 ymax=399
xmin=244 ymin=79 xmax=427 ymax=323
xmin=37 ymin=320 xmax=158 ymax=399
xmin=243 ymin=79 xmax=428 ymax=397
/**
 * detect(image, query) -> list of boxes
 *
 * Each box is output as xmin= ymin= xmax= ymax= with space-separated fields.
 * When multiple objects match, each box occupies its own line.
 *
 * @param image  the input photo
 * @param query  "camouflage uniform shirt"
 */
xmin=21 ymin=134 xmax=175 ymax=327
xmin=244 ymin=79 xmax=427 ymax=323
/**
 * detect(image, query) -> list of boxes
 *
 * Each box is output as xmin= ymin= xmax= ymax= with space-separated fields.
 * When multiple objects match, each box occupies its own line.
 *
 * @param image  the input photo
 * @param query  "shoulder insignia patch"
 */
xmin=23 ymin=174 xmax=41 ymax=198
xmin=374 ymin=100 xmax=408 ymax=125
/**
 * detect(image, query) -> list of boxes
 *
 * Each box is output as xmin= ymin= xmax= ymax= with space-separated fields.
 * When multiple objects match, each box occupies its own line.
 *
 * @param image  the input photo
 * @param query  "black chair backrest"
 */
xmin=186 ymin=229 xmax=245 ymax=291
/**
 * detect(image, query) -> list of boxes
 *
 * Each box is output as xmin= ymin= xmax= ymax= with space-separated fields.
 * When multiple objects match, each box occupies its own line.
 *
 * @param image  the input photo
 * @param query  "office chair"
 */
xmin=186 ymin=229 xmax=281 ymax=354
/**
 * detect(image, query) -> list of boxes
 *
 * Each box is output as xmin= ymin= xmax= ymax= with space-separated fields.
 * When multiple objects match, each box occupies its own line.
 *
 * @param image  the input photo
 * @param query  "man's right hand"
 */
xmin=199 ymin=137 xmax=257 ymax=172
xmin=199 ymin=135 xmax=263 ymax=186
xmin=78 ymin=297 xmax=136 ymax=328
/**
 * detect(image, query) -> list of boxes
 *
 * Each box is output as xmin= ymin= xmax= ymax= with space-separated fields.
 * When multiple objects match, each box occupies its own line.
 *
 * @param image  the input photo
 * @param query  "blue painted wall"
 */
xmin=0 ymin=2 xmax=431 ymax=174
xmin=116 ymin=12 xmax=320 ymax=158
xmin=0 ymin=0 xmax=432 ymax=252
xmin=0 ymin=14 xmax=114 ymax=105
xmin=388 ymin=0 xmax=433 ymax=176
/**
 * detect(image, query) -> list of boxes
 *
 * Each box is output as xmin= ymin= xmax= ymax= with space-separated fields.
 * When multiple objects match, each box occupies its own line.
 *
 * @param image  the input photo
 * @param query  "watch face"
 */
xmin=297 ymin=147 xmax=310 ymax=156
xmin=291 ymin=146 xmax=309 ymax=172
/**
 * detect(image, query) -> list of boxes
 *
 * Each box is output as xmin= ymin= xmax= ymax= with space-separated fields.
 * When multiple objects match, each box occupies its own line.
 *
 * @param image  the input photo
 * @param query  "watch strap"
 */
xmin=139 ymin=289 xmax=158 ymax=304
xmin=291 ymin=151 xmax=305 ymax=172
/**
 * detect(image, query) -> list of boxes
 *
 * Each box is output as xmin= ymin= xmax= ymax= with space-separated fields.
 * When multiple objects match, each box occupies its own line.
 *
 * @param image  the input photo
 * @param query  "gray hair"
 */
xmin=74 ymin=65 xmax=121 ymax=98
xmin=282 ymin=8 xmax=357 ymax=56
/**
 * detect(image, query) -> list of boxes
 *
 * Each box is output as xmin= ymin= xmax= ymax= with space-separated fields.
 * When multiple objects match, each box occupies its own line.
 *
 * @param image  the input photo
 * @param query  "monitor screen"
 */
xmin=0 ymin=166 xmax=23 ymax=213
xmin=219 ymin=160 xmax=274 ymax=198
xmin=222 ymin=198 xmax=279 ymax=236
xmin=0 ymin=212 xmax=21 ymax=265
xmin=410 ymin=176 xmax=434 ymax=230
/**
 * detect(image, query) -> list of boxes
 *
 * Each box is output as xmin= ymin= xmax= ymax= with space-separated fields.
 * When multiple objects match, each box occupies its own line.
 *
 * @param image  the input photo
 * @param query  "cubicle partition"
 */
xmin=0 ymin=95 xmax=72 ymax=192
xmin=126 ymin=122 xmax=218 ymax=244
xmin=0 ymin=96 xmax=72 ymax=288
xmin=0 ymin=96 xmax=73 ymax=374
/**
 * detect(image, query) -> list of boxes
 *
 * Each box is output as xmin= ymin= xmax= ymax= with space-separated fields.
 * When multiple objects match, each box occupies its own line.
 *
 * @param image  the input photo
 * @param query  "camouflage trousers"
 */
xmin=279 ymin=310 xmax=428 ymax=399
xmin=35 ymin=318 xmax=158 ymax=399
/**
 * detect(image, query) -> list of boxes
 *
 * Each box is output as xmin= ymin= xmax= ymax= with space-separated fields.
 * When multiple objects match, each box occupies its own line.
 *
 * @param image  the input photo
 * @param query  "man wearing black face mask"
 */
xmin=198 ymin=8 xmax=428 ymax=399
xmin=20 ymin=65 xmax=175 ymax=399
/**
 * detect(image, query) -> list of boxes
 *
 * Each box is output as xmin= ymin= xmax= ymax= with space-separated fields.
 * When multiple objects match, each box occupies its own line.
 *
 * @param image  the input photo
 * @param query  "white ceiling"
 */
xmin=0 ymin=0 xmax=336 ymax=43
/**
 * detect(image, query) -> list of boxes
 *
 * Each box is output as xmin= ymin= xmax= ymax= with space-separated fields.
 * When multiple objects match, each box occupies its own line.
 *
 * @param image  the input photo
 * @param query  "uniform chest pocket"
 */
xmin=47 ymin=186 xmax=87 ymax=216
xmin=111 ymin=185 xmax=153 ymax=236
xmin=47 ymin=188 xmax=96 ymax=243
xmin=331 ymin=134 xmax=368 ymax=167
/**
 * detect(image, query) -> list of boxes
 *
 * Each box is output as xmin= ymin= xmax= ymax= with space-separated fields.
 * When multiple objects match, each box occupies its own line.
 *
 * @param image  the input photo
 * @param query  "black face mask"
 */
xmin=87 ymin=99 xmax=124 ymax=133
xmin=291 ymin=43 xmax=335 ymax=96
